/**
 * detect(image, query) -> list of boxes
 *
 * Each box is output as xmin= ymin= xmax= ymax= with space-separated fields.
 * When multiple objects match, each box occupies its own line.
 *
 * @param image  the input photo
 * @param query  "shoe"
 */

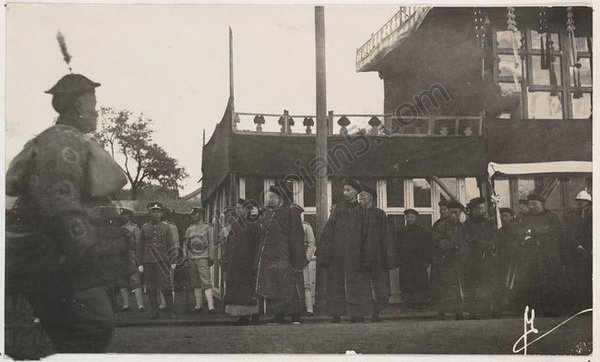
xmin=192 ymin=307 xmax=203 ymax=313
xmin=350 ymin=316 xmax=365 ymax=323
xmin=208 ymin=308 xmax=216 ymax=314
xmin=330 ymin=316 xmax=341 ymax=324
xmin=291 ymin=315 xmax=301 ymax=325
xmin=138 ymin=306 xmax=145 ymax=312
xmin=158 ymin=305 xmax=167 ymax=310
xmin=148 ymin=311 xmax=160 ymax=320
xmin=119 ymin=306 xmax=131 ymax=312
xmin=371 ymin=314 xmax=382 ymax=323
xmin=234 ymin=317 xmax=251 ymax=325
xmin=266 ymin=315 xmax=285 ymax=325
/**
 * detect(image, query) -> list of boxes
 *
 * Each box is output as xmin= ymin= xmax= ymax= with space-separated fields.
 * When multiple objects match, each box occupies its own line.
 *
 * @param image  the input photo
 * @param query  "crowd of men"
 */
xmin=5 ymin=70 xmax=593 ymax=354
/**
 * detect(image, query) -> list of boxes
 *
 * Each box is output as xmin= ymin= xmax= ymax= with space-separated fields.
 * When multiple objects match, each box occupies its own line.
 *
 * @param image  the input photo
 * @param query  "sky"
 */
xmin=5 ymin=4 xmax=396 ymax=195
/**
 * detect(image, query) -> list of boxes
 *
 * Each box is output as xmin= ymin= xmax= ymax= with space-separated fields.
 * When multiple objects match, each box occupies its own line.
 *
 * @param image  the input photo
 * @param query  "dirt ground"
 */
xmin=107 ymin=315 xmax=592 ymax=355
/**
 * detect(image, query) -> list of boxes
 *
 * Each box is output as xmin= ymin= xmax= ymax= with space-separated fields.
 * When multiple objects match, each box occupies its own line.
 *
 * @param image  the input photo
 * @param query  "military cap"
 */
xmin=190 ymin=206 xmax=205 ymax=214
xmin=527 ymin=193 xmax=545 ymax=203
xmin=147 ymin=201 xmax=165 ymax=210
xmin=46 ymin=74 xmax=101 ymax=95
xmin=404 ymin=208 xmax=419 ymax=216
xmin=447 ymin=201 xmax=465 ymax=211
xmin=343 ymin=178 xmax=363 ymax=192
xmin=269 ymin=183 xmax=293 ymax=201
xmin=438 ymin=199 xmax=449 ymax=207
xmin=293 ymin=204 xmax=305 ymax=213
xmin=467 ymin=197 xmax=486 ymax=209
xmin=499 ymin=207 xmax=515 ymax=216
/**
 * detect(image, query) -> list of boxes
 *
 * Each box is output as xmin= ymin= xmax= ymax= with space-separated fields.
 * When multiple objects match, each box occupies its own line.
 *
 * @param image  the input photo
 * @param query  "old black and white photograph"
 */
xmin=2 ymin=2 xmax=596 ymax=360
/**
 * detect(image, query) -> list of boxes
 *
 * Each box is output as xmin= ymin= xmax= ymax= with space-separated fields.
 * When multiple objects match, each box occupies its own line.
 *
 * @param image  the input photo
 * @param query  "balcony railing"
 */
xmin=232 ymin=110 xmax=484 ymax=137
xmin=355 ymin=6 xmax=421 ymax=68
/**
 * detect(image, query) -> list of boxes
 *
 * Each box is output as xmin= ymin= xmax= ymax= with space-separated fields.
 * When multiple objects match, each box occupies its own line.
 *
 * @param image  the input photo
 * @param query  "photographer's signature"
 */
xmin=512 ymin=306 xmax=592 ymax=355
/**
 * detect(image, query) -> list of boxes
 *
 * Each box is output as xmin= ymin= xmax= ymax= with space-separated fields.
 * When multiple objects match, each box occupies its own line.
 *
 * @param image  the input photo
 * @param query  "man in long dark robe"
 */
xmin=430 ymin=201 xmax=470 ymax=320
xmin=255 ymin=185 xmax=306 ymax=324
xmin=512 ymin=193 xmax=568 ymax=316
xmin=317 ymin=179 xmax=373 ymax=323
xmin=396 ymin=209 xmax=432 ymax=307
xmin=432 ymin=200 xmax=450 ymax=233
xmin=463 ymin=197 xmax=501 ymax=318
xmin=223 ymin=199 xmax=261 ymax=324
xmin=565 ymin=190 xmax=592 ymax=312
xmin=358 ymin=185 xmax=391 ymax=322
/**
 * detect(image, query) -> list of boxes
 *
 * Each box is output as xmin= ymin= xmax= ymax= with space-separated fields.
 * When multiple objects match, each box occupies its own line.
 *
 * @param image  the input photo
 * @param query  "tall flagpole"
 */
xmin=314 ymin=6 xmax=328 ymax=311
xmin=229 ymin=26 xmax=235 ymax=102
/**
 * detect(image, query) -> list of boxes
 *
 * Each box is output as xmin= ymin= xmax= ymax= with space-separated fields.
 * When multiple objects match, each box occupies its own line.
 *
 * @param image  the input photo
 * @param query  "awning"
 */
xmin=488 ymin=161 xmax=592 ymax=177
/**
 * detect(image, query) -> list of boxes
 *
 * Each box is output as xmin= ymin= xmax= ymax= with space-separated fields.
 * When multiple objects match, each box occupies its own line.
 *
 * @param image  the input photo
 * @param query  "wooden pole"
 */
xmin=314 ymin=6 xmax=328 ymax=311
xmin=229 ymin=26 xmax=234 ymax=101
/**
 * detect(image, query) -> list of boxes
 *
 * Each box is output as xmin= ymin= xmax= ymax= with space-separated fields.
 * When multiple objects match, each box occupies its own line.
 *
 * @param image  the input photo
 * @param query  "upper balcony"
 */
xmin=355 ymin=6 xmax=432 ymax=72
xmin=232 ymin=110 xmax=484 ymax=137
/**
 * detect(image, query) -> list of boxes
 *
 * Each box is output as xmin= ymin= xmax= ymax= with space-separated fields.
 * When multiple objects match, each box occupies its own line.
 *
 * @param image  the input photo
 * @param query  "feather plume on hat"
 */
xmin=56 ymin=31 xmax=72 ymax=72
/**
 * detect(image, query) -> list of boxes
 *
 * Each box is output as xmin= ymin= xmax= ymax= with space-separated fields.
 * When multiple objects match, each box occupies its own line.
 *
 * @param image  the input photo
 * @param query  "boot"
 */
xmin=133 ymin=288 xmax=145 ymax=311
xmin=148 ymin=289 xmax=160 ymax=319
xmin=119 ymin=288 xmax=130 ymax=312
xmin=204 ymin=288 xmax=215 ymax=312
xmin=193 ymin=288 xmax=204 ymax=312
xmin=304 ymin=288 xmax=314 ymax=316
xmin=164 ymin=289 xmax=176 ymax=319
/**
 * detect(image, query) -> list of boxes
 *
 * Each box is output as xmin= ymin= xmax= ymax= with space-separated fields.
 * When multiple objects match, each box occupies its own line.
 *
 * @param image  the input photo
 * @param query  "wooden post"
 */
xmin=314 ymin=6 xmax=328 ymax=311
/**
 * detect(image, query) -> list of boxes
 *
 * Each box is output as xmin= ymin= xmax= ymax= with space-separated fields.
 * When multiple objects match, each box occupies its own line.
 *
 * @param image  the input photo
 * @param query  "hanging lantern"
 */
xmin=566 ymin=7 xmax=583 ymax=98
xmin=368 ymin=116 xmax=382 ymax=135
xmin=507 ymin=7 xmax=521 ymax=91
xmin=473 ymin=8 xmax=486 ymax=79
xmin=538 ymin=7 xmax=549 ymax=70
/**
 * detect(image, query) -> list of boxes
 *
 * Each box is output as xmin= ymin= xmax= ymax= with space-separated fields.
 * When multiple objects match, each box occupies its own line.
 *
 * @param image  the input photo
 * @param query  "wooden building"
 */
xmin=201 ymin=6 xmax=592 ymax=302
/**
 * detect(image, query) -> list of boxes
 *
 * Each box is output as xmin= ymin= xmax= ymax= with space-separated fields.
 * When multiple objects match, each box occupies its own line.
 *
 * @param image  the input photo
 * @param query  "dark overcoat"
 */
xmin=255 ymin=205 xmax=306 ymax=301
xmin=317 ymin=200 xmax=372 ymax=315
xmin=512 ymin=210 xmax=567 ymax=300
xmin=463 ymin=217 xmax=500 ymax=302
xmin=223 ymin=215 xmax=261 ymax=306
xmin=397 ymin=224 xmax=432 ymax=293
xmin=430 ymin=218 xmax=470 ymax=312
xmin=363 ymin=207 xmax=392 ymax=303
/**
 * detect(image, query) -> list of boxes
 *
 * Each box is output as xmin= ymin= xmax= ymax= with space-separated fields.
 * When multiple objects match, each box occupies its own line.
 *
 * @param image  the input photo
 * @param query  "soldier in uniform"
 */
xmin=6 ymin=73 xmax=129 ymax=352
xmin=117 ymin=208 xmax=145 ymax=312
xmin=432 ymin=200 xmax=451 ymax=232
xmin=430 ymin=201 xmax=470 ymax=320
xmin=565 ymin=190 xmax=592 ymax=311
xmin=184 ymin=206 xmax=216 ymax=313
xmin=137 ymin=202 xmax=177 ymax=319
xmin=255 ymin=184 xmax=306 ymax=325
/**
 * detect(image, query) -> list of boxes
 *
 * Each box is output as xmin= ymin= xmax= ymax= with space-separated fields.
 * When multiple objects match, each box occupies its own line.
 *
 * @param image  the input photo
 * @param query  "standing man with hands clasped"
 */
xmin=137 ymin=202 xmax=177 ymax=319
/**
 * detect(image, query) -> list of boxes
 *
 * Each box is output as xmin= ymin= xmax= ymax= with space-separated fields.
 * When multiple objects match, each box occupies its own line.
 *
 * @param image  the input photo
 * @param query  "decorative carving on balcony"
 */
xmin=278 ymin=110 xmax=294 ymax=134
xmin=337 ymin=116 xmax=351 ymax=135
xmin=253 ymin=115 xmax=265 ymax=133
xmin=303 ymin=117 xmax=314 ymax=134
xmin=368 ymin=116 xmax=382 ymax=135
